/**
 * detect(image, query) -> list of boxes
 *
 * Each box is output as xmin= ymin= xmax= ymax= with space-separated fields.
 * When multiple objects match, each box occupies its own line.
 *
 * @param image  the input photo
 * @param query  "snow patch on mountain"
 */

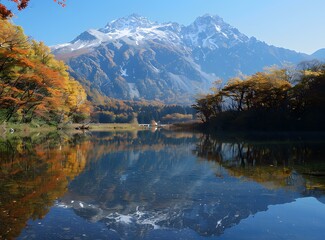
xmin=128 ymin=83 xmax=140 ymax=99
xmin=120 ymin=67 xmax=128 ymax=77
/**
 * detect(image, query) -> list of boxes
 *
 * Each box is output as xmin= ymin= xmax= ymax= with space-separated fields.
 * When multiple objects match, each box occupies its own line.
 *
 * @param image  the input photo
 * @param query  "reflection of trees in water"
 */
xmin=193 ymin=134 xmax=325 ymax=191
xmin=3 ymin=131 xmax=324 ymax=239
xmin=67 ymin=131 xmax=200 ymax=210
xmin=0 ymin=134 xmax=90 ymax=239
xmin=0 ymin=130 xmax=200 ymax=239
xmin=59 ymin=132 xmax=310 ymax=238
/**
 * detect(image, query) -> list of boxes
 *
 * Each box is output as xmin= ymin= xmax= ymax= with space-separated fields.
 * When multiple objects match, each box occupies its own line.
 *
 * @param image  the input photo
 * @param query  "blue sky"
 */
xmin=10 ymin=0 xmax=325 ymax=54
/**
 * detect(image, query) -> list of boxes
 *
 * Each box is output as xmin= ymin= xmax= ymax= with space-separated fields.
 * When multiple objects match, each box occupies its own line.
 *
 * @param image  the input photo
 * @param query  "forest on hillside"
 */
xmin=91 ymin=101 xmax=195 ymax=124
xmin=192 ymin=61 xmax=325 ymax=131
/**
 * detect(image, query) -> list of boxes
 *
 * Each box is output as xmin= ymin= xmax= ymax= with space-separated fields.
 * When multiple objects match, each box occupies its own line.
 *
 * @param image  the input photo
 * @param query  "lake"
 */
xmin=1 ymin=130 xmax=325 ymax=239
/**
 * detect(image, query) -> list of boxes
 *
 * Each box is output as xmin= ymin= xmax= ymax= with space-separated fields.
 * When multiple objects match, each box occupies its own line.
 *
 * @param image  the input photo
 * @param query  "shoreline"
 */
xmin=0 ymin=123 xmax=155 ymax=138
xmin=2 ymin=122 xmax=325 ymax=141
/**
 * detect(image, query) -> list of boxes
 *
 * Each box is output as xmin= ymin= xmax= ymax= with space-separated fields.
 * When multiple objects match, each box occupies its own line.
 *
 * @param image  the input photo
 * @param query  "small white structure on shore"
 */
xmin=139 ymin=120 xmax=159 ymax=128
xmin=150 ymin=120 xmax=158 ymax=126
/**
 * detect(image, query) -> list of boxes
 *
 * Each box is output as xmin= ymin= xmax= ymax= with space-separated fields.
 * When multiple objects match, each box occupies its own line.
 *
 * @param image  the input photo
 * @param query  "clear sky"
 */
xmin=9 ymin=0 xmax=325 ymax=54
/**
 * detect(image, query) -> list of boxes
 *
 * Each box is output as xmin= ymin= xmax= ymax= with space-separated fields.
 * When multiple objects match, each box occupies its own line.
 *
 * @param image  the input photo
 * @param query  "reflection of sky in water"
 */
xmin=220 ymin=197 xmax=325 ymax=240
xmin=18 ymin=132 xmax=325 ymax=239
xmin=20 ymin=197 xmax=325 ymax=240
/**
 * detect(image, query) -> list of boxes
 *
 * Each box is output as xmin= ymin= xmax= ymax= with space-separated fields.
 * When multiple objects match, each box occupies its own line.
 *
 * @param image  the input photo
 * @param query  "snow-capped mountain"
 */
xmin=52 ymin=14 xmax=311 ymax=104
xmin=52 ymin=14 xmax=184 ymax=55
xmin=181 ymin=14 xmax=249 ymax=50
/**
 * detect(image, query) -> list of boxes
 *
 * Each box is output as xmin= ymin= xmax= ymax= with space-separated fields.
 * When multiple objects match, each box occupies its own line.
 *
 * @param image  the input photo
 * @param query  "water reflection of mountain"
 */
xmin=56 ymin=131 xmax=325 ymax=238
xmin=3 ymin=131 xmax=325 ymax=239
xmin=0 ymin=130 xmax=200 ymax=239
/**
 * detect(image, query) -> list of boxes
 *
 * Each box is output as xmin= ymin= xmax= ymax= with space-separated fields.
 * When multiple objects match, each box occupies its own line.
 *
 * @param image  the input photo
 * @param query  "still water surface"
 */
xmin=1 ymin=131 xmax=325 ymax=239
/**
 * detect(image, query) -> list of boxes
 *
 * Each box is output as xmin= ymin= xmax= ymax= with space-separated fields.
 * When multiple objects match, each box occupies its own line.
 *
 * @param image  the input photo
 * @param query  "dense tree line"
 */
xmin=76 ymin=77 xmax=196 ymax=124
xmin=92 ymin=101 xmax=195 ymax=124
xmin=192 ymin=62 xmax=325 ymax=131
xmin=0 ymin=19 xmax=90 ymax=125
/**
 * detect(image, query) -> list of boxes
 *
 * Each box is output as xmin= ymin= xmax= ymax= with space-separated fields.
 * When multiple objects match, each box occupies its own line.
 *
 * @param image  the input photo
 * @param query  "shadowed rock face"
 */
xmin=66 ymin=41 xmax=213 ymax=104
xmin=52 ymin=14 xmax=312 ymax=104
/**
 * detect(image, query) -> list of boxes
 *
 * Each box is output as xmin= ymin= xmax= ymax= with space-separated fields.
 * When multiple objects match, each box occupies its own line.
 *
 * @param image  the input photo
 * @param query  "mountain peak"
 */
xmin=312 ymin=48 xmax=325 ymax=59
xmin=198 ymin=14 xmax=225 ymax=22
xmin=182 ymin=14 xmax=249 ymax=49
xmin=71 ymin=30 xmax=98 ymax=44
xmin=192 ymin=14 xmax=231 ymax=31
xmin=102 ymin=14 xmax=156 ymax=32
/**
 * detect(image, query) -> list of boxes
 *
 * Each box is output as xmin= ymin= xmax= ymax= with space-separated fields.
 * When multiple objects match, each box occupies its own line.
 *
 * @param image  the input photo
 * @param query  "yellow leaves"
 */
xmin=63 ymin=77 xmax=90 ymax=116
xmin=194 ymin=62 xmax=325 ymax=130
xmin=18 ymin=57 xmax=35 ymax=69
xmin=304 ymin=70 xmax=322 ymax=77
xmin=0 ymin=134 xmax=90 ymax=240
xmin=0 ymin=19 xmax=28 ymax=50
xmin=221 ymin=70 xmax=293 ymax=111
xmin=226 ymin=77 xmax=243 ymax=86
xmin=162 ymin=113 xmax=193 ymax=123
xmin=1 ymin=20 xmax=90 ymax=123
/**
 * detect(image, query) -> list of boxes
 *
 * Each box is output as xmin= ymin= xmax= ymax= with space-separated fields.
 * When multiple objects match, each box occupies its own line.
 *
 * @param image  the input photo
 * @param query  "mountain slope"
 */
xmin=52 ymin=14 xmax=312 ymax=104
xmin=67 ymin=39 xmax=213 ymax=104
xmin=312 ymin=48 xmax=325 ymax=60
xmin=182 ymin=15 xmax=308 ymax=78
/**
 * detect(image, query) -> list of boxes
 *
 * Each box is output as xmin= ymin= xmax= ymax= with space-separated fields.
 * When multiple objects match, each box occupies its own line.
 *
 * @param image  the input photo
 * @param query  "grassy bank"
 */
xmin=1 ymin=122 xmax=57 ymax=136
xmin=1 ymin=122 xmax=147 ymax=136
xmin=61 ymin=123 xmax=142 ymax=131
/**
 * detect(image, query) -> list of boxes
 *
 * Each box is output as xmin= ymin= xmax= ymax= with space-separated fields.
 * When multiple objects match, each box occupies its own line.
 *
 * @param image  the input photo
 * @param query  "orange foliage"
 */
xmin=0 ymin=19 xmax=90 ymax=123
xmin=0 ymin=0 xmax=66 ymax=19
xmin=0 ymin=135 xmax=90 ymax=239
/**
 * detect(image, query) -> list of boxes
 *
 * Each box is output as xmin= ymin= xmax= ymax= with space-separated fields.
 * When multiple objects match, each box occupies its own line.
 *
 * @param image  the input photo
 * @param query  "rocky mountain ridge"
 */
xmin=52 ymin=14 xmax=316 ymax=104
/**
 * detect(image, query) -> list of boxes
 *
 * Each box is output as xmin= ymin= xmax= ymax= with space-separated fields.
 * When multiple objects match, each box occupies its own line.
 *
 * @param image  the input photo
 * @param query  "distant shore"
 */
xmin=62 ymin=123 xmax=140 ymax=131
xmin=0 ymin=122 xmax=167 ymax=137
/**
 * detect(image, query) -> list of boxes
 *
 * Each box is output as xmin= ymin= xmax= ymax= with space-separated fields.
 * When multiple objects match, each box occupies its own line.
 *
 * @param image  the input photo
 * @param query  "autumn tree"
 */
xmin=0 ymin=19 xmax=34 ymax=121
xmin=192 ymin=93 xmax=223 ymax=122
xmin=222 ymin=77 xmax=251 ymax=111
xmin=221 ymin=69 xmax=291 ymax=112
xmin=0 ymin=0 xmax=66 ymax=19
xmin=290 ymin=66 xmax=325 ymax=125
xmin=0 ymin=19 xmax=90 ymax=124
xmin=0 ymin=0 xmax=29 ymax=19
xmin=192 ymin=63 xmax=324 ymax=131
